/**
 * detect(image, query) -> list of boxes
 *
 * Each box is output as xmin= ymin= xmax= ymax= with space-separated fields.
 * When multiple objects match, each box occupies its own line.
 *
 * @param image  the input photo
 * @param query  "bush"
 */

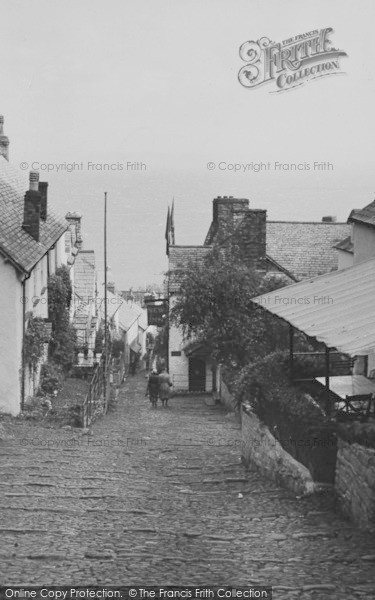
xmin=40 ymin=362 xmax=64 ymax=395
xmin=337 ymin=422 xmax=375 ymax=449
xmin=23 ymin=317 xmax=46 ymax=370
xmin=293 ymin=351 xmax=352 ymax=379
xmin=23 ymin=396 xmax=51 ymax=420
xmin=48 ymin=269 xmax=77 ymax=371
xmin=234 ymin=350 xmax=337 ymax=482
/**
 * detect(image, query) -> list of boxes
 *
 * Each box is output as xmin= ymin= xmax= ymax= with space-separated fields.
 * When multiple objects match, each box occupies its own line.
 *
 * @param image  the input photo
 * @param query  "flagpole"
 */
xmin=104 ymin=191 xmax=108 ymax=406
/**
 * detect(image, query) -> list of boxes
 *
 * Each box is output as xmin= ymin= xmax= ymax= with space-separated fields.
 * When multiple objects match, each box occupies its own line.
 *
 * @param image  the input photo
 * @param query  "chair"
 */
xmin=336 ymin=394 xmax=374 ymax=422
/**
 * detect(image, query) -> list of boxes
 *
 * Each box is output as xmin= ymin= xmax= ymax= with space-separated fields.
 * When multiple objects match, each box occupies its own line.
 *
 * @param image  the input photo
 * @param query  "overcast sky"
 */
xmin=1 ymin=0 xmax=375 ymax=289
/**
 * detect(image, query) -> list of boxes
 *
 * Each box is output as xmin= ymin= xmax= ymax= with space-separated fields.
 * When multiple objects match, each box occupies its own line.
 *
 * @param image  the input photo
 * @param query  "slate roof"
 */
xmin=168 ymin=246 xmax=211 ymax=292
xmin=334 ymin=236 xmax=354 ymax=254
xmin=0 ymin=156 xmax=68 ymax=273
xmin=266 ymin=221 xmax=351 ymax=280
xmin=118 ymin=301 xmax=147 ymax=331
xmin=168 ymin=222 xmax=350 ymax=290
xmin=74 ymin=251 xmax=96 ymax=302
xmin=348 ymin=200 xmax=375 ymax=228
xmin=97 ymin=290 xmax=123 ymax=321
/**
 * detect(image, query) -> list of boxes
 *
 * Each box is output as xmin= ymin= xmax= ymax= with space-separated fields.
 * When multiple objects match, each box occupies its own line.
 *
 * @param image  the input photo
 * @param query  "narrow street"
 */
xmin=1 ymin=373 xmax=375 ymax=599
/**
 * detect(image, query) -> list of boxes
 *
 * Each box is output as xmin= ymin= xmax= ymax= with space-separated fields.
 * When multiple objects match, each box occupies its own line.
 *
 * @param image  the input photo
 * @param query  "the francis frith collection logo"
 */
xmin=238 ymin=27 xmax=347 ymax=92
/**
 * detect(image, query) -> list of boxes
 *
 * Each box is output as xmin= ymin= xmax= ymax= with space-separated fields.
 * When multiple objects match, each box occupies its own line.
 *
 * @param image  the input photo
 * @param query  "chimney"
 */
xmin=238 ymin=208 xmax=267 ymax=269
xmin=212 ymin=196 xmax=249 ymax=240
xmin=65 ymin=211 xmax=83 ymax=249
xmin=322 ymin=216 xmax=337 ymax=223
xmin=38 ymin=182 xmax=48 ymax=221
xmin=211 ymin=196 xmax=266 ymax=268
xmin=23 ymin=171 xmax=41 ymax=241
xmin=0 ymin=115 xmax=9 ymax=161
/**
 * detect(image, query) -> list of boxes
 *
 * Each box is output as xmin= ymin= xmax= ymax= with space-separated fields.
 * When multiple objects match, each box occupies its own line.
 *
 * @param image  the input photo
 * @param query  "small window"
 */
xmin=171 ymin=351 xmax=181 ymax=357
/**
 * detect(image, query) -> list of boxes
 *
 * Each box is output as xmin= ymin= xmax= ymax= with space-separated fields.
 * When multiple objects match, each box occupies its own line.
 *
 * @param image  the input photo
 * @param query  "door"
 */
xmin=189 ymin=357 xmax=206 ymax=392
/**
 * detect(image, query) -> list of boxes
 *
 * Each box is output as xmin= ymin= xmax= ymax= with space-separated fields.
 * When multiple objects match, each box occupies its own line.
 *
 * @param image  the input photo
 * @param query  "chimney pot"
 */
xmin=29 ymin=171 xmax=39 ymax=191
xmin=322 ymin=215 xmax=337 ymax=223
xmin=65 ymin=211 xmax=83 ymax=249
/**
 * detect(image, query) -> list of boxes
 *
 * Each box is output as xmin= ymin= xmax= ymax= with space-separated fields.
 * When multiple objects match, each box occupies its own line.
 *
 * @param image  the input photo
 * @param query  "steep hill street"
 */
xmin=1 ymin=373 xmax=375 ymax=599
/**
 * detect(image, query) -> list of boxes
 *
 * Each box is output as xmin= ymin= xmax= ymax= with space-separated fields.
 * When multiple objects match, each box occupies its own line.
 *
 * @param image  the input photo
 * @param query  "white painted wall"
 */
xmin=337 ymin=249 xmax=353 ymax=271
xmin=169 ymin=301 xmax=190 ymax=389
xmin=0 ymin=259 xmax=23 ymax=415
xmin=55 ymin=234 xmax=68 ymax=267
xmin=24 ymin=256 xmax=49 ymax=319
xmin=367 ymin=351 xmax=375 ymax=377
xmin=168 ymin=296 xmax=214 ymax=392
xmin=353 ymin=223 xmax=375 ymax=264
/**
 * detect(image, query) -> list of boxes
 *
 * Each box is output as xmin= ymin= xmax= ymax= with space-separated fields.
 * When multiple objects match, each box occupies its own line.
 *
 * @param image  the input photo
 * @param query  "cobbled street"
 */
xmin=1 ymin=373 xmax=375 ymax=599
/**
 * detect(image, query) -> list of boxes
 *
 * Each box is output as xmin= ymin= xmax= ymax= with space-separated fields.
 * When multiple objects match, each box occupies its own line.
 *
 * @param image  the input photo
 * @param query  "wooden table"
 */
xmin=315 ymin=375 xmax=375 ymax=399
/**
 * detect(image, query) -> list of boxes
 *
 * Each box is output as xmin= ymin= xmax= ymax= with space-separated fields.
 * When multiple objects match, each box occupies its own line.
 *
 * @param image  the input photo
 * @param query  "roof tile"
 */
xmin=0 ymin=156 xmax=68 ymax=272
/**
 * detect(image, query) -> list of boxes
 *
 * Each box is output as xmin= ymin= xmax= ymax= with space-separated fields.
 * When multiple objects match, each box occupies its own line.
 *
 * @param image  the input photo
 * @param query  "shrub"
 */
xmin=40 ymin=362 xmax=64 ymax=395
xmin=337 ymin=422 xmax=375 ymax=449
xmin=234 ymin=350 xmax=337 ymax=482
xmin=23 ymin=396 xmax=50 ymax=420
xmin=23 ymin=317 xmax=46 ymax=370
xmin=48 ymin=269 xmax=76 ymax=371
xmin=292 ymin=351 xmax=352 ymax=379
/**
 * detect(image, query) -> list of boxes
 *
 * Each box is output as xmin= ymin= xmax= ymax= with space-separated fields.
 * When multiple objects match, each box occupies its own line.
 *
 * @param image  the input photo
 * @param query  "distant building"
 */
xmin=120 ymin=288 xmax=164 ymax=306
xmin=72 ymin=247 xmax=98 ymax=362
xmin=166 ymin=196 xmax=350 ymax=393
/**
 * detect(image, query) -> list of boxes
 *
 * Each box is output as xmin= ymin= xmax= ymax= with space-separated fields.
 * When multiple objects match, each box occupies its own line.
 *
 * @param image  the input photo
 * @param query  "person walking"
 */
xmin=130 ymin=358 xmax=136 ymax=376
xmin=146 ymin=369 xmax=160 ymax=408
xmin=158 ymin=367 xmax=173 ymax=407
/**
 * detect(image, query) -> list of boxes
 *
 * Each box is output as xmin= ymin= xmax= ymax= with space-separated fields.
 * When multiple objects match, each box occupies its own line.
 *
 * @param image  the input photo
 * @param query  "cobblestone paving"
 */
xmin=1 ymin=373 xmax=375 ymax=598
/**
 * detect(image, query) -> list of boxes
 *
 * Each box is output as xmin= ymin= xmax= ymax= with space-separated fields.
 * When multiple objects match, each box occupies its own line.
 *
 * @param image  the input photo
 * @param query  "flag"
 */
xmin=165 ymin=205 xmax=171 ymax=254
xmin=170 ymin=198 xmax=175 ymax=245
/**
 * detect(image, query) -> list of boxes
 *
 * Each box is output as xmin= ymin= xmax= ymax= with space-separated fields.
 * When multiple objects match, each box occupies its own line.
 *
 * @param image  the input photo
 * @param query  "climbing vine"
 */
xmin=23 ymin=317 xmax=46 ymax=369
xmin=48 ymin=265 xmax=77 ymax=371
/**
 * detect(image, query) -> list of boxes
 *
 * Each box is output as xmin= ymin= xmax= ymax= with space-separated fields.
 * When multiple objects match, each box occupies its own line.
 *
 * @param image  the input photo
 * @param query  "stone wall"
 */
xmin=335 ymin=438 xmax=375 ymax=529
xmin=219 ymin=373 xmax=238 ymax=412
xmin=241 ymin=406 xmax=316 ymax=496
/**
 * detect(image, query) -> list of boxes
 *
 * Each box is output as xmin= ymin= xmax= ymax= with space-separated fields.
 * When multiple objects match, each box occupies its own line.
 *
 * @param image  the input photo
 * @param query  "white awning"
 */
xmin=251 ymin=257 xmax=375 ymax=357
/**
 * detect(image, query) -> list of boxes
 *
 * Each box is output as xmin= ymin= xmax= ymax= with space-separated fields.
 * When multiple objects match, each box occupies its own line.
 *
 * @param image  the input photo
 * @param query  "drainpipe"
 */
xmin=21 ymin=271 xmax=31 ymax=411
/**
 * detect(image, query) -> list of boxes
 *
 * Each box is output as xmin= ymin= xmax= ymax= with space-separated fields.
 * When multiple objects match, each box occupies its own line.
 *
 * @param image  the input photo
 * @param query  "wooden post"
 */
xmin=289 ymin=324 xmax=294 ymax=380
xmin=325 ymin=346 xmax=331 ymax=415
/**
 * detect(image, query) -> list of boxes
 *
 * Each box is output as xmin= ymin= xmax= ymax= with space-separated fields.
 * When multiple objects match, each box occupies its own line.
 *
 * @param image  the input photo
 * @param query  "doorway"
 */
xmin=189 ymin=357 xmax=206 ymax=392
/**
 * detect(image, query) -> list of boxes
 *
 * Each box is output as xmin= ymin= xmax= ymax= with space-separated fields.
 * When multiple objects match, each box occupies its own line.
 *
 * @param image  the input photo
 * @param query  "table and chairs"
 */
xmin=314 ymin=375 xmax=375 ymax=421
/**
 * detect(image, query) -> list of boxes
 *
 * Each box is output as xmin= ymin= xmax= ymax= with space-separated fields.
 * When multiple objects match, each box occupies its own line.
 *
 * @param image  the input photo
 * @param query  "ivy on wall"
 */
xmin=23 ymin=317 xmax=46 ymax=370
xmin=48 ymin=265 xmax=77 ymax=371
